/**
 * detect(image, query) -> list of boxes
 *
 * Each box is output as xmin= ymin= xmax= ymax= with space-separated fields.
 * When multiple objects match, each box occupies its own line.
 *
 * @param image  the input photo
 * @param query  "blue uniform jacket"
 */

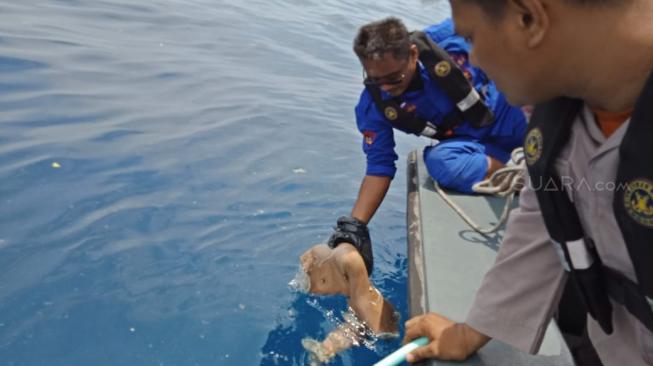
xmin=355 ymin=18 xmax=526 ymax=178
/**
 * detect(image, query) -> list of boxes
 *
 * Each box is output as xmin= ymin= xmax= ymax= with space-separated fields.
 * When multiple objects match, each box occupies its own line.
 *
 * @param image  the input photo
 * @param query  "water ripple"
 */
xmin=0 ymin=0 xmax=448 ymax=364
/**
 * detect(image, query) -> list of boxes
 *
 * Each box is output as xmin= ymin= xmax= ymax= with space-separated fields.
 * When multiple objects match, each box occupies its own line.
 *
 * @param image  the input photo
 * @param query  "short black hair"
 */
xmin=353 ymin=17 xmax=412 ymax=62
xmin=458 ymin=0 xmax=624 ymax=18
xmin=459 ymin=0 xmax=507 ymax=18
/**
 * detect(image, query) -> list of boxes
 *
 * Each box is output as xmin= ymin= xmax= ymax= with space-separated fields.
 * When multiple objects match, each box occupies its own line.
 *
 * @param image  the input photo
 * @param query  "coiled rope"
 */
xmin=434 ymin=147 xmax=526 ymax=236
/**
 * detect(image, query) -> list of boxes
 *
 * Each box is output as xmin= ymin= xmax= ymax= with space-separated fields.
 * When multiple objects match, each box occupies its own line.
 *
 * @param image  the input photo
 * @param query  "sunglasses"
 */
xmin=363 ymin=69 xmax=406 ymax=86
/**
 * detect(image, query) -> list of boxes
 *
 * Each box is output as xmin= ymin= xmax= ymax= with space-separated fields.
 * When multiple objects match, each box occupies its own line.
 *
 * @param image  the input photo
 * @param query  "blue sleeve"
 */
xmin=355 ymin=90 xmax=398 ymax=178
xmin=423 ymin=18 xmax=469 ymax=54
xmin=424 ymin=18 xmax=493 ymax=112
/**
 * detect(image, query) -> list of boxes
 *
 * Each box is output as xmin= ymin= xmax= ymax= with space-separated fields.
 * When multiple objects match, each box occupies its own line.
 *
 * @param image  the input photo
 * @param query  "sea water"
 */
xmin=0 ymin=1 xmax=449 ymax=364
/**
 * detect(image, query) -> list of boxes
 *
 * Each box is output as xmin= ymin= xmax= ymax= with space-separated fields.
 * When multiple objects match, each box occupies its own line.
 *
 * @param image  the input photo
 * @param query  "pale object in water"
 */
xmin=288 ymin=265 xmax=311 ymax=293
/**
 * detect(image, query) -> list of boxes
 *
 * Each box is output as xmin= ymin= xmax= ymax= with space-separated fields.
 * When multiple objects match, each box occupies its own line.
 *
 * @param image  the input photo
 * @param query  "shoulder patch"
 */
xmin=384 ymin=106 xmax=398 ymax=121
xmin=525 ymin=128 xmax=543 ymax=166
xmin=623 ymin=178 xmax=653 ymax=228
xmin=363 ymin=130 xmax=377 ymax=145
xmin=434 ymin=61 xmax=451 ymax=78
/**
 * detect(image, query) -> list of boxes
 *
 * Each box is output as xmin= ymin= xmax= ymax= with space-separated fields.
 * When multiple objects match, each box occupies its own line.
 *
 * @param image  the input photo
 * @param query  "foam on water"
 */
xmin=288 ymin=266 xmax=311 ymax=293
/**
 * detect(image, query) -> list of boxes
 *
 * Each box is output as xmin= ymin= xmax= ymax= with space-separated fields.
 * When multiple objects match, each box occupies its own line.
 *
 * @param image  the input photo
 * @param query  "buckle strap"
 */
xmin=566 ymin=238 xmax=595 ymax=270
xmin=552 ymin=237 xmax=596 ymax=272
xmin=604 ymin=266 xmax=653 ymax=334
xmin=456 ymin=88 xmax=481 ymax=112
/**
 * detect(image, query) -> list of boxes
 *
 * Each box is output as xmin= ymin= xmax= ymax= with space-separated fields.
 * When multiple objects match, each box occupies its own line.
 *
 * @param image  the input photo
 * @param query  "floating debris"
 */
xmin=51 ymin=162 xmax=61 ymax=169
xmin=293 ymin=168 xmax=306 ymax=174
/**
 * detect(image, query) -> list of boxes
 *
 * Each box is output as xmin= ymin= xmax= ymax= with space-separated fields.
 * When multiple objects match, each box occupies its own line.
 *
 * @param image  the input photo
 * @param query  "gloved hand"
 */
xmin=327 ymin=216 xmax=373 ymax=275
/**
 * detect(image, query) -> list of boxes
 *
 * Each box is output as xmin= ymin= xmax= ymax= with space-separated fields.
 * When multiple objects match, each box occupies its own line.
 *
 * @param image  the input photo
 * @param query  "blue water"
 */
xmin=0 ymin=1 xmax=450 ymax=365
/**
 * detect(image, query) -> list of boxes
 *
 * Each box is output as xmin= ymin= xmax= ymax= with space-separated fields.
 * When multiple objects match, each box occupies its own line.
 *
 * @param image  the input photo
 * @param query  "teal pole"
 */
xmin=373 ymin=337 xmax=429 ymax=366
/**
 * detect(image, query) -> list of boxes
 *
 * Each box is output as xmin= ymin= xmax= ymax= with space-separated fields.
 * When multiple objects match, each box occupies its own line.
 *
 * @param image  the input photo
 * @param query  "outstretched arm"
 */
xmin=340 ymin=245 xmax=398 ymax=334
xmin=351 ymin=175 xmax=391 ymax=224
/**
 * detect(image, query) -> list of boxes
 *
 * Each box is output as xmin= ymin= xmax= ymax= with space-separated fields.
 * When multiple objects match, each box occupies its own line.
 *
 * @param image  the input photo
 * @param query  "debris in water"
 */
xmin=51 ymin=162 xmax=61 ymax=169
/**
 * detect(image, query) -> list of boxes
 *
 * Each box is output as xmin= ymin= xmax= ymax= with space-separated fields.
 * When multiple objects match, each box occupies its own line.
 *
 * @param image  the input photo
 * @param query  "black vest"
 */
xmin=365 ymin=31 xmax=494 ymax=140
xmin=525 ymin=72 xmax=653 ymax=334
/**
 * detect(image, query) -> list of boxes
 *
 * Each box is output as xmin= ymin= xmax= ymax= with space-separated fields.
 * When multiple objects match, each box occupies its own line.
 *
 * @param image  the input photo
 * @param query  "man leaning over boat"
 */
xmin=326 ymin=16 xmax=527 ymax=277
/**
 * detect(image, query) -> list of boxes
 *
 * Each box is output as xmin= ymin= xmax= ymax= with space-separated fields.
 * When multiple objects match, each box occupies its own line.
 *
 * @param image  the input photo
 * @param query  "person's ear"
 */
xmin=409 ymin=44 xmax=419 ymax=62
xmin=508 ymin=0 xmax=549 ymax=48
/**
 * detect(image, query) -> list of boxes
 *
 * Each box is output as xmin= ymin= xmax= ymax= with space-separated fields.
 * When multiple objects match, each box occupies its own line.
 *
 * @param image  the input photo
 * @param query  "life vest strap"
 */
xmin=526 ymin=80 xmax=653 ymax=335
xmin=457 ymin=88 xmax=481 ymax=112
xmin=604 ymin=266 xmax=653 ymax=333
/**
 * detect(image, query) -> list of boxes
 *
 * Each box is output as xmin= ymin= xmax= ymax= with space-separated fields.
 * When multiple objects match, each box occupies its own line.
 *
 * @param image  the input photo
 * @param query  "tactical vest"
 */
xmin=524 ymin=72 xmax=653 ymax=335
xmin=365 ymin=31 xmax=494 ymax=140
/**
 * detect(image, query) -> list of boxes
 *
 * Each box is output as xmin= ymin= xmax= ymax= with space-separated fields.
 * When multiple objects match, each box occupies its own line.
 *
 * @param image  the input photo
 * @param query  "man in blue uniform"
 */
xmin=326 ymin=17 xmax=526 ymax=276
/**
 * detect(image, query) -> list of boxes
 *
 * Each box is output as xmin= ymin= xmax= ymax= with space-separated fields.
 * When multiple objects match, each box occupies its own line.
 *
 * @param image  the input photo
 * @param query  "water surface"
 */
xmin=0 ymin=1 xmax=450 ymax=364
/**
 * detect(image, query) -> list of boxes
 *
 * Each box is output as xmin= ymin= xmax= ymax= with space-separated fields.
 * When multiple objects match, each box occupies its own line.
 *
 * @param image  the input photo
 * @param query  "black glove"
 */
xmin=327 ymin=216 xmax=373 ymax=275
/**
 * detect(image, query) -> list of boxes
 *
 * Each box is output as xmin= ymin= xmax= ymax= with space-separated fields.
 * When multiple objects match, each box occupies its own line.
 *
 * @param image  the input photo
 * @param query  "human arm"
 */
xmin=327 ymin=94 xmax=397 ymax=272
xmin=351 ymin=93 xmax=396 ymax=224
xmin=351 ymin=175 xmax=392 ymax=224
xmin=334 ymin=131 xmax=394 ymax=273
xmin=301 ymin=243 xmax=398 ymax=363
xmin=352 ymin=89 xmax=398 ymax=225
xmin=403 ymin=313 xmax=490 ymax=362
xmin=339 ymin=243 xmax=398 ymax=334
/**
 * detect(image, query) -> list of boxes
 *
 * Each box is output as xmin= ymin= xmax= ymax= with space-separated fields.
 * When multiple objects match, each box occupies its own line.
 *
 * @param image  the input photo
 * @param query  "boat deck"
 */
xmin=406 ymin=149 xmax=575 ymax=366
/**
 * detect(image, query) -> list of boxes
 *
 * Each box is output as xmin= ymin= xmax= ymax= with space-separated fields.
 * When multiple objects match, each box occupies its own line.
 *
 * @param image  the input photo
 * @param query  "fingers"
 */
xmin=403 ymin=314 xmax=436 ymax=363
xmin=402 ymin=313 xmax=469 ymax=362
xmin=405 ymin=315 xmax=419 ymax=329
xmin=406 ymin=345 xmax=434 ymax=364
xmin=402 ymin=314 xmax=428 ymax=344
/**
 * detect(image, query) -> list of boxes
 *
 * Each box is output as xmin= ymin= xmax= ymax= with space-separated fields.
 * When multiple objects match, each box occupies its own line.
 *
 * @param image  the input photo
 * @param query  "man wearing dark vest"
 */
xmin=326 ymin=17 xmax=526 ymax=277
xmin=402 ymin=1 xmax=653 ymax=365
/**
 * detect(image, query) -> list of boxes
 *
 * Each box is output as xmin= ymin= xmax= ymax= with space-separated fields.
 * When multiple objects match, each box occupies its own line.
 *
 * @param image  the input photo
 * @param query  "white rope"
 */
xmin=434 ymin=147 xmax=526 ymax=236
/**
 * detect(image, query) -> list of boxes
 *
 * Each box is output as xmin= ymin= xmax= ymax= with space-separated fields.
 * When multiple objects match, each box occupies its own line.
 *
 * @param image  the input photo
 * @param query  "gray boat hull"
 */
xmin=406 ymin=149 xmax=575 ymax=366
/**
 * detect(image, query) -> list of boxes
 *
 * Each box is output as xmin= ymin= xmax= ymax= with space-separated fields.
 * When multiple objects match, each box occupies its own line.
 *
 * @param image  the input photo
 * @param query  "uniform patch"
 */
xmin=451 ymin=54 xmax=466 ymax=66
xmin=463 ymin=70 xmax=473 ymax=82
xmin=434 ymin=61 xmax=451 ymax=77
xmin=400 ymin=101 xmax=416 ymax=113
xmin=450 ymin=54 xmax=473 ymax=81
xmin=363 ymin=130 xmax=377 ymax=145
xmin=623 ymin=179 xmax=653 ymax=228
xmin=384 ymin=106 xmax=398 ymax=120
xmin=525 ymin=128 xmax=543 ymax=166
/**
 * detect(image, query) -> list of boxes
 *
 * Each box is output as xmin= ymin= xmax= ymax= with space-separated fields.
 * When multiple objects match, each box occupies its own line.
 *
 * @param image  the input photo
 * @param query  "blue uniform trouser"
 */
xmin=423 ymin=134 xmax=524 ymax=193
